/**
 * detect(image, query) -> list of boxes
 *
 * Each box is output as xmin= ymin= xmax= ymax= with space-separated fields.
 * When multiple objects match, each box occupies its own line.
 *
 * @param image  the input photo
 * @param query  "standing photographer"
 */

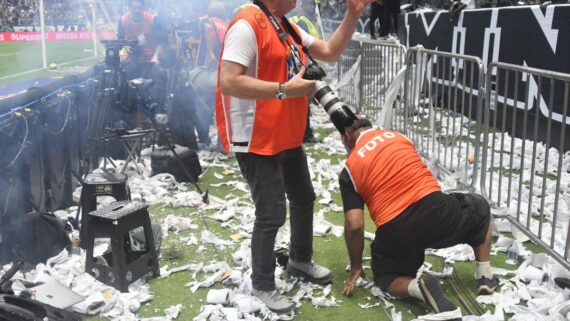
xmin=118 ymin=0 xmax=166 ymax=128
xmin=216 ymin=0 xmax=372 ymax=314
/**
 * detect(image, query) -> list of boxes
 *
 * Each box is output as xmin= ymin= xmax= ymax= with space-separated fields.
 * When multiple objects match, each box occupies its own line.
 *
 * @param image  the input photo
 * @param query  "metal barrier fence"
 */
xmin=361 ymin=40 xmax=406 ymax=121
xmin=336 ymin=39 xmax=361 ymax=109
xmin=398 ymin=47 xmax=485 ymax=190
xmin=336 ymin=39 xmax=406 ymax=120
xmin=480 ymin=62 xmax=570 ymax=270
xmin=336 ymin=41 xmax=570 ymax=270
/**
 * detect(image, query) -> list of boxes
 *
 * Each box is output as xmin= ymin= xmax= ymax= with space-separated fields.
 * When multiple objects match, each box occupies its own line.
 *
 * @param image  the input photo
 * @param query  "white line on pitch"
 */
xmin=0 ymin=56 xmax=98 ymax=81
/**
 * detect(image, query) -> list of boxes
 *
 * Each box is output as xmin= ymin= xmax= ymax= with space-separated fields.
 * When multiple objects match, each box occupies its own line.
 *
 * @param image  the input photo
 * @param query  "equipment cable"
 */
xmin=7 ymin=113 xmax=29 ymax=168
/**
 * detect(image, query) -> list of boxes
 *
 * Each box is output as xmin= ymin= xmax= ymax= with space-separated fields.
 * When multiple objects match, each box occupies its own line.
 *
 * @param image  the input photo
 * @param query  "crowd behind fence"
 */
xmin=337 ymin=40 xmax=570 ymax=270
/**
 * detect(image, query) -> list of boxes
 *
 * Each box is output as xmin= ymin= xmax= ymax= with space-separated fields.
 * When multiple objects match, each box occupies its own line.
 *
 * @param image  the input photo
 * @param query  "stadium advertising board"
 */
xmin=0 ymin=30 xmax=115 ymax=42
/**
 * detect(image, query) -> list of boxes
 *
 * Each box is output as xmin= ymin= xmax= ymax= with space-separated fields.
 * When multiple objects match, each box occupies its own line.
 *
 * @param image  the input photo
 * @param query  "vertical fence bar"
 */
xmin=507 ymin=70 xmax=519 ymax=208
xmin=553 ymin=82 xmax=568 ymax=254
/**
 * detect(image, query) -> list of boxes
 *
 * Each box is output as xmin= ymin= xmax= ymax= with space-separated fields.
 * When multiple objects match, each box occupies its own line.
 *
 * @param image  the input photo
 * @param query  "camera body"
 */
xmin=101 ymin=40 xmax=138 ymax=69
xmin=302 ymin=62 xmax=327 ymax=81
xmin=303 ymin=63 xmax=357 ymax=134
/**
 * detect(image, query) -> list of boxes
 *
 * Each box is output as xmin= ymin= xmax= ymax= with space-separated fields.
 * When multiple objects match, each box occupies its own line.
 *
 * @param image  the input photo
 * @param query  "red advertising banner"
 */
xmin=0 ymin=30 xmax=116 ymax=42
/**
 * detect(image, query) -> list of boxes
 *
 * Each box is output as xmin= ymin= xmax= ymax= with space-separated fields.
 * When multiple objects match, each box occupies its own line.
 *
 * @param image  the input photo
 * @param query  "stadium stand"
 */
xmin=0 ymin=0 xmax=104 ymax=31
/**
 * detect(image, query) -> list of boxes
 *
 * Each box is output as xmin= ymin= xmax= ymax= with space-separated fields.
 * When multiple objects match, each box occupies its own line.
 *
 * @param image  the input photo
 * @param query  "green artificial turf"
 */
xmin=0 ymin=41 xmax=101 ymax=86
xmin=81 ymin=127 xmax=532 ymax=321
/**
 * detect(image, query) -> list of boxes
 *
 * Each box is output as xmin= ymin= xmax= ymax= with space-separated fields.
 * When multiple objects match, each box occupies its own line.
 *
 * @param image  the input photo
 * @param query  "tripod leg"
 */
xmin=150 ymin=117 xmax=208 ymax=203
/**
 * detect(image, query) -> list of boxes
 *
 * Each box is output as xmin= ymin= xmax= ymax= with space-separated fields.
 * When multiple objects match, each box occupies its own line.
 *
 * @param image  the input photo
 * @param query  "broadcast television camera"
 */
xmin=302 ymin=62 xmax=358 ymax=134
xmin=101 ymin=40 xmax=138 ymax=69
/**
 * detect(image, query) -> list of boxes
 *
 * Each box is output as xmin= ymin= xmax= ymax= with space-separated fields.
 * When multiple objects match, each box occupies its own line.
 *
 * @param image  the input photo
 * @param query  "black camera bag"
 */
xmin=13 ymin=212 xmax=70 ymax=267
xmin=150 ymin=147 xmax=202 ymax=183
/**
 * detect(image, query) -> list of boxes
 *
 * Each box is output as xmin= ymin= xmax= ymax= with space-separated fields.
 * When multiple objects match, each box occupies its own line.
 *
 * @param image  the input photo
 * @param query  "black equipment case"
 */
xmin=150 ymin=147 xmax=202 ymax=183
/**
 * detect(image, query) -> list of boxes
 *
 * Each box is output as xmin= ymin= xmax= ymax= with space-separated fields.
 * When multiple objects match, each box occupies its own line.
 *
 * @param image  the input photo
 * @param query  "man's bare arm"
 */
xmin=342 ymin=208 xmax=365 ymax=296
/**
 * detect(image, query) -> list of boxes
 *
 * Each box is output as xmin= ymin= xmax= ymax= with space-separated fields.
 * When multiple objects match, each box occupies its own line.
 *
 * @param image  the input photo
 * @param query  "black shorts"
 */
xmin=371 ymin=191 xmax=491 ymax=291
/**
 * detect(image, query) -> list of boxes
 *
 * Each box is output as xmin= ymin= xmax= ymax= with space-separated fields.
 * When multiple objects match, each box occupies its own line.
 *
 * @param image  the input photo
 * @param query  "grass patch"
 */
xmin=0 ymin=41 xmax=101 ymax=86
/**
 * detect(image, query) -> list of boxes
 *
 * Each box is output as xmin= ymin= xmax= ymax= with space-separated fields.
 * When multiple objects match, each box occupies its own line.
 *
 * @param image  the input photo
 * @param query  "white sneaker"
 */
xmin=251 ymin=289 xmax=295 ymax=313
xmin=287 ymin=259 xmax=332 ymax=284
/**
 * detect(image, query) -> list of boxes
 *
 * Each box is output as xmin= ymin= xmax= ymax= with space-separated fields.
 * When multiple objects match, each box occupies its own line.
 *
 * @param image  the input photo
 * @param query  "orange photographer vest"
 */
xmin=215 ymin=5 xmax=308 ymax=155
xmin=345 ymin=129 xmax=441 ymax=228
xmin=121 ymin=11 xmax=155 ymax=62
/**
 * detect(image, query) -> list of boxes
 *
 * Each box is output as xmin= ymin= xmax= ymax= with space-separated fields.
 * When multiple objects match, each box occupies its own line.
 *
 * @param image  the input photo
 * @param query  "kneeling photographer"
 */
xmin=215 ymin=0 xmax=372 ymax=314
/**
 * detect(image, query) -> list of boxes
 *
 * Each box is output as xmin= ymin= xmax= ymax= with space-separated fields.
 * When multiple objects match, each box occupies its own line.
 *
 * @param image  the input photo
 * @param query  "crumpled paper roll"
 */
xmin=521 ymin=266 xmax=548 ymax=283
xmin=206 ymin=289 xmax=231 ymax=305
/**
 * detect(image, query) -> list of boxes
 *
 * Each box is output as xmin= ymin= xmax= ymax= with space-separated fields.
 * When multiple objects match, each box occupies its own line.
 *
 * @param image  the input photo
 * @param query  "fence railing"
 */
xmin=336 ymin=44 xmax=570 ymax=270
xmin=400 ymin=47 xmax=485 ymax=190
xmin=480 ymin=62 xmax=570 ymax=269
xmin=336 ymin=39 xmax=406 ymax=121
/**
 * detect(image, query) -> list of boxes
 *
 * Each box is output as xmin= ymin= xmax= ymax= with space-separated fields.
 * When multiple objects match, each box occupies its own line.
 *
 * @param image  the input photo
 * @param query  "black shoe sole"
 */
xmin=419 ymin=275 xmax=457 ymax=313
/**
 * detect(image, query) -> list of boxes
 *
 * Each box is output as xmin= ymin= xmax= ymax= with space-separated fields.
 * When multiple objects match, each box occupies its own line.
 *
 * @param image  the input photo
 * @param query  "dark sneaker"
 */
xmin=287 ymin=259 xmax=332 ymax=284
xmin=251 ymin=289 xmax=295 ymax=313
xmin=477 ymin=276 xmax=499 ymax=295
xmin=418 ymin=274 xmax=457 ymax=313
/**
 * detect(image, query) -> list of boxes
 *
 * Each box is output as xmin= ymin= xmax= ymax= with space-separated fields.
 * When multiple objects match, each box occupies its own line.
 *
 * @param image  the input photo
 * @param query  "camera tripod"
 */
xmin=129 ymin=78 xmax=209 ymax=203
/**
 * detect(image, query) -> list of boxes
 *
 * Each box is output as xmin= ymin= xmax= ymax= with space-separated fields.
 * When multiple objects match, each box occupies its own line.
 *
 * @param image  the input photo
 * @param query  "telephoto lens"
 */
xmin=312 ymin=81 xmax=358 ymax=134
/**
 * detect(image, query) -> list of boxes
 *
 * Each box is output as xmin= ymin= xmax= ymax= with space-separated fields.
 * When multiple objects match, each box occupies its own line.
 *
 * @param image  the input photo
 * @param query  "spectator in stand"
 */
xmin=0 ymin=0 xmax=90 ymax=30
xmin=380 ymin=0 xmax=400 ymax=37
xmin=369 ymin=0 xmax=383 ymax=39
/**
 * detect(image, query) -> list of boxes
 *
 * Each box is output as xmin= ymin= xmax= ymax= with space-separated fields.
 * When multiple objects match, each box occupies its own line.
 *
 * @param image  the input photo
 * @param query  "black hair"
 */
xmin=345 ymin=116 xmax=372 ymax=135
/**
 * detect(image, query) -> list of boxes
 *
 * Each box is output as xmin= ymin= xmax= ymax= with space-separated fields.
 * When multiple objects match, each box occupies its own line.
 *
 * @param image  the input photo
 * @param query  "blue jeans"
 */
xmin=236 ymin=147 xmax=316 ymax=291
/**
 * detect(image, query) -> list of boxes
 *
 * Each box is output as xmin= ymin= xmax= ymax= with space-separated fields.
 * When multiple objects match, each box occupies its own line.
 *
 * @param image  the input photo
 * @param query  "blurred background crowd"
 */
xmin=0 ymin=0 xmax=92 ymax=30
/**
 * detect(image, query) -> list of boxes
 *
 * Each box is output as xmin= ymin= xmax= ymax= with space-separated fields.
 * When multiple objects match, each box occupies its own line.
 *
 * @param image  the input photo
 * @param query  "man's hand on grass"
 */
xmin=342 ymin=265 xmax=365 ymax=297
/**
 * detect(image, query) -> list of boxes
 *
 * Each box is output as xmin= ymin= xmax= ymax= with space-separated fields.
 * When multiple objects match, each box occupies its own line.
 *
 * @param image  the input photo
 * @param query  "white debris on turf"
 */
xmin=186 ymin=261 xmax=232 ymax=293
xmin=160 ymin=263 xmax=204 ymax=279
xmin=161 ymin=214 xmax=198 ymax=235
xmin=411 ymin=308 xmax=462 ymax=321
xmin=427 ymin=244 xmax=475 ymax=262
xmin=313 ymin=209 xmax=335 ymax=237
xmin=7 ymin=249 xmax=160 ymax=320
xmin=291 ymin=283 xmax=339 ymax=308
xmin=51 ymin=99 xmax=569 ymax=321
xmin=200 ymin=229 xmax=234 ymax=247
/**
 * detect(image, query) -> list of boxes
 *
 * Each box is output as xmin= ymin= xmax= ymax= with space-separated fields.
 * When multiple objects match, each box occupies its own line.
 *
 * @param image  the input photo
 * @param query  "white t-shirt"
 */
xmin=222 ymin=19 xmax=316 ymax=73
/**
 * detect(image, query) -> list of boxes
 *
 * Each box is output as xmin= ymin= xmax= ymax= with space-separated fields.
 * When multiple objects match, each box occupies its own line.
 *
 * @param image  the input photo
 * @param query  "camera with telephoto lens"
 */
xmin=303 ymin=62 xmax=358 ymax=134
xmin=302 ymin=62 xmax=327 ymax=81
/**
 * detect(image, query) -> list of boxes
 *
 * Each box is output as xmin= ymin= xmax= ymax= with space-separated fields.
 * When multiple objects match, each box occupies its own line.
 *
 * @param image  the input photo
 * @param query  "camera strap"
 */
xmin=252 ymin=0 xmax=320 ymax=66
